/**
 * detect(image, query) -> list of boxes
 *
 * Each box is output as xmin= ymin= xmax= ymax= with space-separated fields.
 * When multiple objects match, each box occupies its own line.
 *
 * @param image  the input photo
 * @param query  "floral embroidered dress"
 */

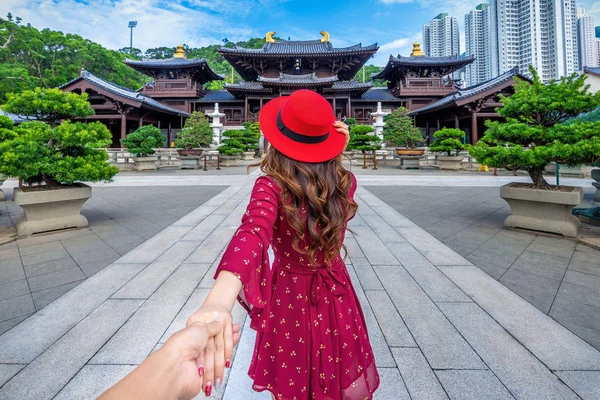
xmin=215 ymin=174 xmax=380 ymax=400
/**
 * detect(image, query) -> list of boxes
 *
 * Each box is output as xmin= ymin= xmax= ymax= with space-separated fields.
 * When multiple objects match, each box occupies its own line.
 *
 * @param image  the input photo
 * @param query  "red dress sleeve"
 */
xmin=214 ymin=175 xmax=280 ymax=332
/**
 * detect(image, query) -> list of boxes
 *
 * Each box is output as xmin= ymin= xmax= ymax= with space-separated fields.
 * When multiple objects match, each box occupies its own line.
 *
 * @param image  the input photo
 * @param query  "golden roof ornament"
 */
xmin=173 ymin=44 xmax=186 ymax=58
xmin=410 ymin=42 xmax=424 ymax=57
xmin=266 ymin=32 xmax=276 ymax=43
xmin=320 ymin=31 xmax=330 ymax=42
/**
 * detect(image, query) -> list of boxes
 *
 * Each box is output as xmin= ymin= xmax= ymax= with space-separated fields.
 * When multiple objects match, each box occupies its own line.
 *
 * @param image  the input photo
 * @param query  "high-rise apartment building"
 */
xmin=490 ymin=0 xmax=579 ymax=82
xmin=423 ymin=13 xmax=460 ymax=58
xmin=578 ymin=8 xmax=599 ymax=68
xmin=465 ymin=4 xmax=492 ymax=86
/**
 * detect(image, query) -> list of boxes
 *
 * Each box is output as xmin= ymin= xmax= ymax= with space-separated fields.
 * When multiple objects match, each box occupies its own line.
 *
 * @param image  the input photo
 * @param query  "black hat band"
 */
xmin=276 ymin=111 xmax=329 ymax=145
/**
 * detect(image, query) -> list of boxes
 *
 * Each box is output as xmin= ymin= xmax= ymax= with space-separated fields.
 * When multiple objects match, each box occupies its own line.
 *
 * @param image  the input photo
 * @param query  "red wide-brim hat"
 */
xmin=259 ymin=90 xmax=346 ymax=163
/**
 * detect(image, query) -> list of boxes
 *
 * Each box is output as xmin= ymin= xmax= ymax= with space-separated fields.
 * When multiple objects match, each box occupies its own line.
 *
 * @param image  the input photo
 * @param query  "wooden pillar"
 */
xmin=436 ymin=118 xmax=440 ymax=131
xmin=425 ymin=120 xmax=430 ymax=143
xmin=348 ymin=96 xmax=352 ymax=118
xmin=139 ymin=116 xmax=144 ymax=127
xmin=120 ymin=113 xmax=127 ymax=147
xmin=454 ymin=114 xmax=459 ymax=129
xmin=244 ymin=96 xmax=248 ymax=123
xmin=332 ymin=97 xmax=337 ymax=118
xmin=168 ymin=121 xmax=172 ymax=143
xmin=471 ymin=112 xmax=478 ymax=145
xmin=260 ymin=97 xmax=263 ymax=110
xmin=346 ymin=96 xmax=351 ymax=118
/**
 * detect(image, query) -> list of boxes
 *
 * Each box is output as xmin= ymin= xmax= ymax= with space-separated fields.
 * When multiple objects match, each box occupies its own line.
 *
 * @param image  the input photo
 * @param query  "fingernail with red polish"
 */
xmin=198 ymin=365 xmax=204 ymax=376
xmin=205 ymin=382 xmax=212 ymax=397
xmin=225 ymin=359 xmax=231 ymax=368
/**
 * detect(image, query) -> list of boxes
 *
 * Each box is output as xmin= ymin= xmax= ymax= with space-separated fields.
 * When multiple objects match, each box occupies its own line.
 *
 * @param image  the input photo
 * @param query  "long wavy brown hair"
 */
xmin=250 ymin=146 xmax=357 ymax=267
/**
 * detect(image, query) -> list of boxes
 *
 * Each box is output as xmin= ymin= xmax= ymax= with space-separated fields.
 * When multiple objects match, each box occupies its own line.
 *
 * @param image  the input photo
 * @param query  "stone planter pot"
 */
xmin=397 ymin=156 xmax=423 ymax=170
xmin=179 ymin=156 xmax=203 ymax=170
xmin=437 ymin=155 xmax=464 ymax=171
xmin=177 ymin=148 xmax=204 ymax=157
xmin=242 ymin=151 xmax=256 ymax=161
xmin=132 ymin=156 xmax=158 ymax=172
xmin=592 ymin=169 xmax=600 ymax=201
xmin=219 ymin=154 xmax=242 ymax=167
xmin=0 ymin=173 xmax=6 ymax=202
xmin=13 ymin=183 xmax=92 ymax=237
xmin=396 ymin=148 xmax=425 ymax=156
xmin=500 ymin=182 xmax=583 ymax=237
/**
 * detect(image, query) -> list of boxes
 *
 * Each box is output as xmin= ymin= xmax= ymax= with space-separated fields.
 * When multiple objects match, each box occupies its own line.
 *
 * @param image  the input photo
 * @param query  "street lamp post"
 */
xmin=128 ymin=21 xmax=137 ymax=50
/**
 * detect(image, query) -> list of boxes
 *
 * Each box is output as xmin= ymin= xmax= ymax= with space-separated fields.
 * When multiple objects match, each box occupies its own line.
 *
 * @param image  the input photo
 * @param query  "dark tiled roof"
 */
xmin=323 ymin=81 xmax=373 ymax=94
xmin=219 ymin=40 xmax=378 ymax=57
xmin=124 ymin=58 xmax=224 ymax=81
xmin=193 ymin=90 xmax=241 ymax=102
xmin=584 ymin=67 xmax=600 ymax=77
xmin=60 ymin=70 xmax=189 ymax=116
xmin=357 ymin=88 xmax=403 ymax=101
xmin=258 ymin=73 xmax=338 ymax=86
xmin=373 ymin=54 xmax=475 ymax=80
xmin=409 ymin=68 xmax=521 ymax=115
xmin=224 ymin=82 xmax=272 ymax=92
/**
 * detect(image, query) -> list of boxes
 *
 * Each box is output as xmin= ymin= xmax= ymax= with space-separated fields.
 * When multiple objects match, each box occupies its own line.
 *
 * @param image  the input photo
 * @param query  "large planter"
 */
xmin=592 ymin=169 xmax=600 ymax=201
xmin=14 ymin=183 xmax=92 ymax=237
xmin=179 ymin=156 xmax=203 ymax=170
xmin=437 ymin=155 xmax=464 ymax=171
xmin=397 ymin=156 xmax=422 ymax=170
xmin=396 ymin=148 xmax=425 ymax=156
xmin=132 ymin=156 xmax=158 ymax=172
xmin=500 ymin=182 xmax=583 ymax=237
xmin=0 ymin=173 xmax=6 ymax=202
xmin=219 ymin=154 xmax=242 ymax=167
xmin=242 ymin=151 xmax=256 ymax=161
xmin=177 ymin=148 xmax=204 ymax=157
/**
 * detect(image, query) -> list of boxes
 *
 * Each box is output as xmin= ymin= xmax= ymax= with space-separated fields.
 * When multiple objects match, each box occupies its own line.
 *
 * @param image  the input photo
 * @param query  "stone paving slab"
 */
xmin=555 ymin=371 xmax=600 ymax=400
xmin=434 ymin=370 xmax=514 ymax=400
xmin=0 ymin=299 xmax=142 ymax=400
xmin=438 ymin=264 xmax=600 ymax=371
xmin=53 ymin=364 xmax=137 ymax=400
xmin=438 ymin=302 xmax=578 ymax=399
xmin=391 ymin=347 xmax=448 ymax=400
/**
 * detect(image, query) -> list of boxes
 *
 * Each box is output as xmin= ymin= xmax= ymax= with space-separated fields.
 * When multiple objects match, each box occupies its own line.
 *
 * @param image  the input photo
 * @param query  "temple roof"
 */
xmin=409 ymin=68 xmax=523 ymax=115
xmin=219 ymin=40 xmax=378 ymax=57
xmin=60 ymin=70 xmax=190 ymax=116
xmin=124 ymin=57 xmax=223 ymax=83
xmin=356 ymin=88 xmax=404 ymax=101
xmin=257 ymin=73 xmax=338 ymax=87
xmin=584 ymin=67 xmax=600 ymax=77
xmin=373 ymin=54 xmax=475 ymax=81
xmin=223 ymin=77 xmax=373 ymax=96
xmin=193 ymin=90 xmax=240 ymax=103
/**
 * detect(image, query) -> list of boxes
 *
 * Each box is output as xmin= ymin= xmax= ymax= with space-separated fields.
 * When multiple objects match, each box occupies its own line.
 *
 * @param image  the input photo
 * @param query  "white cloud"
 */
xmin=0 ymin=0 xmax=256 ymax=51
xmin=373 ymin=32 xmax=421 ymax=66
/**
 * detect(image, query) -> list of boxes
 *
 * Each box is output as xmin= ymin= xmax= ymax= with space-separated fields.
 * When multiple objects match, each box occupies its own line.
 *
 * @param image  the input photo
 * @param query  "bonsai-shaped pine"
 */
xmin=344 ymin=118 xmax=357 ymax=128
xmin=0 ymin=120 xmax=119 ymax=186
xmin=121 ymin=125 xmax=166 ymax=157
xmin=2 ymin=88 xmax=94 ymax=126
xmin=175 ymin=112 xmax=213 ymax=149
xmin=429 ymin=128 xmax=466 ymax=156
xmin=240 ymin=123 xmax=260 ymax=152
xmin=383 ymin=107 xmax=423 ymax=148
xmin=0 ymin=89 xmax=118 ymax=187
xmin=347 ymin=124 xmax=382 ymax=153
xmin=469 ymin=66 xmax=600 ymax=189
xmin=217 ymin=130 xmax=245 ymax=155
xmin=0 ymin=116 xmax=17 ymax=143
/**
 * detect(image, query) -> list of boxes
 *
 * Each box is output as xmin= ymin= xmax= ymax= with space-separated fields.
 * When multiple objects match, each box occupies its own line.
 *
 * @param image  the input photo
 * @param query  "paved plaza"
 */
xmin=1 ymin=168 xmax=600 ymax=399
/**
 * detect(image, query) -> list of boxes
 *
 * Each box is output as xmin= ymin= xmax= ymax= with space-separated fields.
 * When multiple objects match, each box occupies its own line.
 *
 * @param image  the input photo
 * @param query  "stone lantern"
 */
xmin=206 ymin=103 xmax=225 ymax=145
xmin=371 ymin=102 xmax=388 ymax=144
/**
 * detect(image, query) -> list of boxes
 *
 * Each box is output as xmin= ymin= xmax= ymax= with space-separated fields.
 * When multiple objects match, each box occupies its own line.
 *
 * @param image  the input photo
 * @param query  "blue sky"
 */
xmin=2 ymin=0 xmax=599 ymax=66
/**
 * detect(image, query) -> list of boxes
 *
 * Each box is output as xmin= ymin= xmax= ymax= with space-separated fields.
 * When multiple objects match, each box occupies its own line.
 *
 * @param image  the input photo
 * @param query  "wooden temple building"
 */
xmin=59 ymin=34 xmax=524 ymax=146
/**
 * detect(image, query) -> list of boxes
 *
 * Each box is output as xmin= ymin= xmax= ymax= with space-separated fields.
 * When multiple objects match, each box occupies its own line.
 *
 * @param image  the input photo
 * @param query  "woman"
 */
xmin=188 ymin=90 xmax=380 ymax=399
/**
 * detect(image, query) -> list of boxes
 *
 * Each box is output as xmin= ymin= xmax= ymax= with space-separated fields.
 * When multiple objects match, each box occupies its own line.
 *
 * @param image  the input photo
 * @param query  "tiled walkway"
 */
xmin=1 ymin=173 xmax=599 ymax=399
xmin=367 ymin=185 xmax=600 ymax=351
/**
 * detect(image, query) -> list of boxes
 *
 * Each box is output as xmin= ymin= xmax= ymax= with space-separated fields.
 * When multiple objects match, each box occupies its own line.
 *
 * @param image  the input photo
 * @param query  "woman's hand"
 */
xmin=334 ymin=120 xmax=350 ymax=150
xmin=166 ymin=320 xmax=239 ymax=400
xmin=186 ymin=303 xmax=235 ymax=397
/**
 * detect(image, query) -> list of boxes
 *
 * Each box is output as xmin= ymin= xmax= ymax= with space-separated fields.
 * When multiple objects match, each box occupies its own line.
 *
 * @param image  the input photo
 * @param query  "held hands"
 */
xmin=334 ymin=121 xmax=350 ymax=150
xmin=186 ymin=303 xmax=237 ymax=397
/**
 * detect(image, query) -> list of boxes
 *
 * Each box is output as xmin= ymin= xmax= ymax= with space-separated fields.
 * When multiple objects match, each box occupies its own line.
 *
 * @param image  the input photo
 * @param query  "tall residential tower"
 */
xmin=490 ymin=0 xmax=579 ymax=81
xmin=578 ymin=8 xmax=599 ymax=68
xmin=423 ymin=13 xmax=460 ymax=58
xmin=465 ymin=4 xmax=492 ymax=86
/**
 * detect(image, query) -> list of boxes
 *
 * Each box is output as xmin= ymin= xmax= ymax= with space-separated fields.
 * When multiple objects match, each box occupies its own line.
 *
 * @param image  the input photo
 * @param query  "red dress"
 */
xmin=215 ymin=174 xmax=380 ymax=400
